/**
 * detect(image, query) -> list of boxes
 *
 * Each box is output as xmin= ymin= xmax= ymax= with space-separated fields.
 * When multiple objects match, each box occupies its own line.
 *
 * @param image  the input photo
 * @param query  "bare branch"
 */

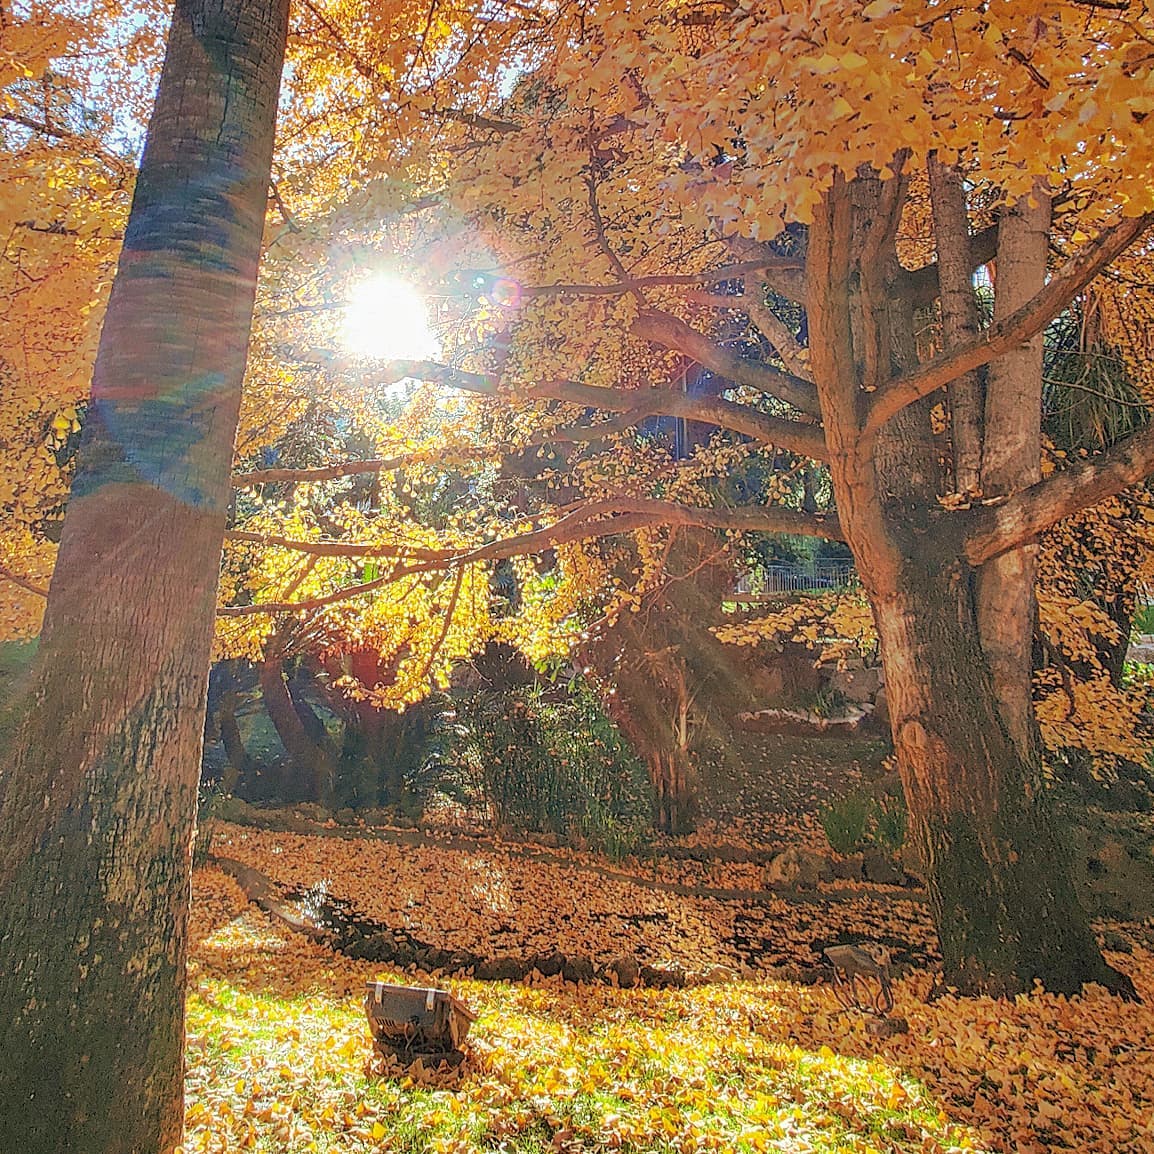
xmin=224 ymin=527 xmax=445 ymax=559
xmin=865 ymin=212 xmax=1154 ymax=437
xmin=963 ymin=423 xmax=1154 ymax=566
xmin=415 ymin=566 xmax=464 ymax=684
xmin=0 ymin=564 xmax=48 ymax=598
xmin=0 ymin=111 xmax=134 ymax=177
xmin=439 ymin=107 xmax=523 ymax=134
xmin=515 ymin=256 xmax=806 ymax=301
xmin=631 ymin=310 xmax=821 ymax=417
xmin=744 ymin=285 xmax=813 ymax=381
xmin=314 ymin=355 xmax=829 ymax=460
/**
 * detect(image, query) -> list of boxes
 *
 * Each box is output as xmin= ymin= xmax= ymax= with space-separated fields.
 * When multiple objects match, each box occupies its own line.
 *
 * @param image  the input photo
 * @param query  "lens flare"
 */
xmin=341 ymin=274 xmax=440 ymax=361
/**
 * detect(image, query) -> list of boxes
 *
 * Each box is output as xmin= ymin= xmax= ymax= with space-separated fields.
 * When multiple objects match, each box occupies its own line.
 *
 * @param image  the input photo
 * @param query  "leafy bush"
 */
xmin=428 ymin=681 xmax=653 ymax=857
xmin=820 ymin=793 xmax=870 ymax=853
xmin=811 ymin=686 xmax=849 ymax=719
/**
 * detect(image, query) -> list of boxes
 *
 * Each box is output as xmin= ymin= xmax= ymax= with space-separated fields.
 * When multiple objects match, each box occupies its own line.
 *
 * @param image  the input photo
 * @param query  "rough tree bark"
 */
xmin=808 ymin=174 xmax=1132 ymax=997
xmin=0 ymin=0 xmax=289 ymax=1149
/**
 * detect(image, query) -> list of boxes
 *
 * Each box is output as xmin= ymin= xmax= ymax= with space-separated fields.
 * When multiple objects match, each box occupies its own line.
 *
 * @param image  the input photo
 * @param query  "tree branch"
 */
xmin=514 ymin=256 xmax=806 ymax=300
xmin=744 ymin=285 xmax=813 ymax=381
xmin=903 ymin=222 xmax=999 ymax=307
xmin=963 ymin=423 xmax=1154 ymax=566
xmin=313 ymin=355 xmax=828 ymax=460
xmin=0 ymin=111 xmax=133 ymax=177
xmin=224 ymin=529 xmax=434 ymax=559
xmin=231 ymin=457 xmax=409 ymax=487
xmin=631 ymin=310 xmax=821 ymax=416
xmin=219 ymin=498 xmax=842 ymax=615
xmin=0 ymin=564 xmax=48 ymax=598
xmin=865 ymin=212 xmax=1154 ymax=437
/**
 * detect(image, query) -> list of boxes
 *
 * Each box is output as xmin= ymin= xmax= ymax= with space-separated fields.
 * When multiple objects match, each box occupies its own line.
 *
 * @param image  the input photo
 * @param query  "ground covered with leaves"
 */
xmin=210 ymin=820 xmax=937 ymax=976
xmin=182 ymin=850 xmax=1154 ymax=1154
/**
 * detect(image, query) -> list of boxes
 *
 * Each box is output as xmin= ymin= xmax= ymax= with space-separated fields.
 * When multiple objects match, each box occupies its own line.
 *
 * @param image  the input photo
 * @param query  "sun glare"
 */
xmin=341 ymin=273 xmax=440 ymax=361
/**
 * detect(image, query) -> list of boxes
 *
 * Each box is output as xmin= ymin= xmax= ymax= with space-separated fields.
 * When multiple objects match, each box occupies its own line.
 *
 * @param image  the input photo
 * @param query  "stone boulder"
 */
xmin=829 ymin=665 xmax=883 ymax=704
xmin=862 ymin=851 xmax=904 ymax=886
xmin=604 ymin=954 xmax=640 ymax=989
xmin=766 ymin=846 xmax=833 ymax=888
xmin=1126 ymin=634 xmax=1154 ymax=665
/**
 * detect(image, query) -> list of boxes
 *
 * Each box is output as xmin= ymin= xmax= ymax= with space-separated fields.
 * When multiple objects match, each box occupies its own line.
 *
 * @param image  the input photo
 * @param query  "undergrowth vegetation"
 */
xmin=429 ymin=684 xmax=653 ymax=857
xmin=819 ymin=789 xmax=908 ymax=856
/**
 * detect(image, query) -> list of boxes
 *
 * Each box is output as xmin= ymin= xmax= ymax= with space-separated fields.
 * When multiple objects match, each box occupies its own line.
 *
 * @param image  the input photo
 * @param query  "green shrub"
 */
xmin=1133 ymin=604 xmax=1154 ymax=635
xmin=428 ymin=681 xmax=653 ymax=856
xmin=811 ymin=686 xmax=848 ymax=719
xmin=820 ymin=793 xmax=870 ymax=853
xmin=820 ymin=788 xmax=908 ymax=854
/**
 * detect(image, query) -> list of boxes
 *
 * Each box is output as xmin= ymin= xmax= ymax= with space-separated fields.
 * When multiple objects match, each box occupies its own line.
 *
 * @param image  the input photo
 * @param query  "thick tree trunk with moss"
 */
xmin=875 ymin=553 xmax=1130 ymax=995
xmin=0 ymin=1 xmax=288 ymax=1149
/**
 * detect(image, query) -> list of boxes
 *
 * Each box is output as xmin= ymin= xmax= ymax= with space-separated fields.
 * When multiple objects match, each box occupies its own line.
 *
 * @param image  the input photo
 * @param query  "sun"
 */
xmin=341 ymin=273 xmax=440 ymax=361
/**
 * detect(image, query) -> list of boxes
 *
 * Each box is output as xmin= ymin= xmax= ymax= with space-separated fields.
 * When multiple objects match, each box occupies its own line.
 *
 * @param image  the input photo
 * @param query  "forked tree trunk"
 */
xmin=0 ymin=0 xmax=288 ymax=1149
xmin=807 ymin=176 xmax=1128 ymax=996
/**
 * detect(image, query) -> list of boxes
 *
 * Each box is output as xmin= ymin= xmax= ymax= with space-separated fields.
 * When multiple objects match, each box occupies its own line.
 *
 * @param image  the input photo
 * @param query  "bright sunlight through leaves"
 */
xmin=341 ymin=274 xmax=440 ymax=361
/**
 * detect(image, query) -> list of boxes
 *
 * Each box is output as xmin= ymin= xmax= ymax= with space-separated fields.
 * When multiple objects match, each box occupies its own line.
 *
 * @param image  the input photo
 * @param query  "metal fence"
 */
xmin=734 ymin=563 xmax=858 ymax=597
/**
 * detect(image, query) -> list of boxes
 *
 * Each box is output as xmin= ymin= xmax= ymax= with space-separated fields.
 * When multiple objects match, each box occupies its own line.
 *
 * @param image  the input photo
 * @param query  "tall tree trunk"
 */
xmin=807 ymin=178 xmax=1127 ymax=996
xmin=927 ymin=155 xmax=984 ymax=495
xmin=874 ymin=553 xmax=1130 ymax=995
xmin=260 ymin=655 xmax=337 ymax=805
xmin=217 ymin=689 xmax=252 ymax=794
xmin=977 ymin=190 xmax=1051 ymax=756
xmin=0 ymin=0 xmax=288 ymax=1149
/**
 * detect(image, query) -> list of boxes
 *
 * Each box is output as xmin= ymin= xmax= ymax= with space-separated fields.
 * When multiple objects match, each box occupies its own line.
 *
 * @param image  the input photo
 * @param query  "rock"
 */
xmin=390 ymin=944 xmax=417 ymax=968
xmin=291 ymin=802 xmax=330 ymax=824
xmin=528 ymin=950 xmax=566 ymax=978
xmin=866 ymin=1016 xmax=909 ymax=1039
xmin=738 ymin=707 xmax=871 ymax=737
xmin=344 ymin=931 xmax=397 ymax=962
xmin=831 ymin=854 xmax=865 ymax=881
xmin=446 ymin=950 xmax=482 ymax=973
xmin=829 ymin=666 xmax=882 ymax=704
xmin=1126 ymin=634 xmax=1154 ymax=664
xmin=872 ymin=685 xmax=889 ymax=726
xmin=605 ymin=954 xmax=640 ymax=989
xmin=419 ymin=947 xmax=454 ymax=972
xmin=862 ymin=851 xmax=903 ymax=886
xmin=899 ymin=840 xmax=924 ymax=880
xmin=475 ymin=956 xmax=528 ymax=982
xmin=639 ymin=964 xmax=687 ymax=989
xmin=1099 ymin=928 xmax=1134 ymax=954
xmin=562 ymin=955 xmax=595 ymax=985
xmin=766 ymin=846 xmax=833 ymax=888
